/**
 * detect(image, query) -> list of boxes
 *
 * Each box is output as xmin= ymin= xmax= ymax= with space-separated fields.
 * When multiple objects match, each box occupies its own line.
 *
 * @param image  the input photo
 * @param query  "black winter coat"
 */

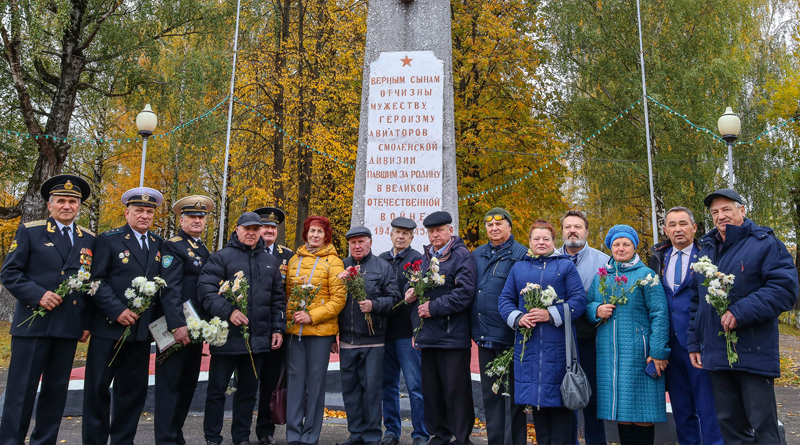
xmin=378 ymin=246 xmax=424 ymax=339
xmin=410 ymin=236 xmax=476 ymax=349
xmin=339 ymin=251 xmax=400 ymax=345
xmin=198 ymin=233 xmax=286 ymax=355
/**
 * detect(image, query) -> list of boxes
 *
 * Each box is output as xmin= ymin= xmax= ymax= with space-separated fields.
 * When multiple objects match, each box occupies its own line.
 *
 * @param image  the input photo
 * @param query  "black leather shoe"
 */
xmin=378 ymin=435 xmax=400 ymax=445
xmin=335 ymin=438 xmax=365 ymax=445
xmin=259 ymin=436 xmax=276 ymax=445
xmin=412 ymin=438 xmax=429 ymax=445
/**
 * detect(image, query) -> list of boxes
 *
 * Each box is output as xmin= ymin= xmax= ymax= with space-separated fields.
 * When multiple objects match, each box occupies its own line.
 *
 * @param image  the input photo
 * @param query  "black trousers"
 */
xmin=340 ymin=346 xmax=384 ymax=443
xmin=0 ymin=336 xmax=77 ymax=445
xmin=256 ymin=344 xmax=285 ymax=439
xmin=82 ymin=337 xmax=151 ymax=445
xmin=709 ymin=370 xmax=781 ymax=445
xmin=477 ymin=346 xmax=527 ymax=445
xmin=203 ymin=353 xmax=264 ymax=444
xmin=421 ymin=347 xmax=474 ymax=445
xmin=154 ymin=342 xmax=203 ymax=445
xmin=531 ymin=407 xmax=574 ymax=445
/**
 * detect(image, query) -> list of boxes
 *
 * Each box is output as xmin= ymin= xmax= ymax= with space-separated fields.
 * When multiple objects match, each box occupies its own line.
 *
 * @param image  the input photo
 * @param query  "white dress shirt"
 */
xmin=666 ymin=244 xmax=693 ymax=289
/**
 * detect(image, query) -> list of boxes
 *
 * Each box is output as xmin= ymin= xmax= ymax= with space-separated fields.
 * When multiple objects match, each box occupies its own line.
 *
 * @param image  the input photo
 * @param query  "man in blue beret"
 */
xmin=403 ymin=211 xmax=477 ymax=445
xmin=688 ymin=189 xmax=798 ymax=444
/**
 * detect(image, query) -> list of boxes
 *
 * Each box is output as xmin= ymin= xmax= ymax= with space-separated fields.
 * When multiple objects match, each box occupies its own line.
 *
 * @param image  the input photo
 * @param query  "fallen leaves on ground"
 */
xmin=323 ymin=408 xmax=347 ymax=419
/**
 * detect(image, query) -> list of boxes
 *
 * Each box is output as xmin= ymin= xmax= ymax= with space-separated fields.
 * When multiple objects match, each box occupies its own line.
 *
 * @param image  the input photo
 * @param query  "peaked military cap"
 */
xmin=40 ymin=174 xmax=91 ymax=201
xmin=253 ymin=207 xmax=286 ymax=226
xmin=172 ymin=195 xmax=214 ymax=216
xmin=121 ymin=187 xmax=163 ymax=208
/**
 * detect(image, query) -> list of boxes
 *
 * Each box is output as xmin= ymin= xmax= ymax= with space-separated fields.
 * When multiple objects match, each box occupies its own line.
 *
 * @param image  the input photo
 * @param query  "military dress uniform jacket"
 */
xmin=1 ymin=217 xmax=95 ymax=338
xmin=89 ymin=224 xmax=163 ymax=342
xmin=266 ymin=243 xmax=294 ymax=280
xmin=159 ymin=230 xmax=211 ymax=327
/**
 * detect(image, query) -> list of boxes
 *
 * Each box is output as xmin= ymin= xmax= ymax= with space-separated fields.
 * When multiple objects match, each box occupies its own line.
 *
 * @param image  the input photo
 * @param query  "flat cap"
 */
xmin=121 ymin=187 xmax=163 ymax=208
xmin=253 ymin=207 xmax=286 ymax=226
xmin=703 ymin=188 xmax=743 ymax=208
xmin=485 ymin=207 xmax=513 ymax=226
xmin=390 ymin=216 xmax=417 ymax=231
xmin=173 ymin=195 xmax=214 ymax=216
xmin=236 ymin=212 xmax=263 ymax=227
xmin=345 ymin=226 xmax=372 ymax=239
xmin=40 ymin=174 xmax=91 ymax=201
xmin=423 ymin=211 xmax=452 ymax=228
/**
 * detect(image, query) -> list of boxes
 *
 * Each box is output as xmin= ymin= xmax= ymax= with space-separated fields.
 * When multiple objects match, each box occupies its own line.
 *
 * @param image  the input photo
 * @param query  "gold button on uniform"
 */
xmin=73 ymin=301 xmax=77 ymax=305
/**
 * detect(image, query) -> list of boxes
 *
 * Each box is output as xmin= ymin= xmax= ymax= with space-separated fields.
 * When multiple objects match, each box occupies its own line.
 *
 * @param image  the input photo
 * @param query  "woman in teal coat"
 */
xmin=585 ymin=225 xmax=670 ymax=445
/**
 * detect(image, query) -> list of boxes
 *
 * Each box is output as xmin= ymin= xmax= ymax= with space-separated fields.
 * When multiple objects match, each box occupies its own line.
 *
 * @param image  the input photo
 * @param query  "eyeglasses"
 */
xmin=484 ymin=214 xmax=505 ymax=222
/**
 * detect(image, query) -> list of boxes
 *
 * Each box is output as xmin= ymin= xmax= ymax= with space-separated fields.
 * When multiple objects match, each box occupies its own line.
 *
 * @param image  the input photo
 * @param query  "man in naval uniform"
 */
xmin=0 ymin=175 xmax=95 ymax=445
xmin=82 ymin=187 xmax=164 ymax=445
xmin=253 ymin=206 xmax=293 ymax=445
xmin=154 ymin=195 xmax=215 ymax=445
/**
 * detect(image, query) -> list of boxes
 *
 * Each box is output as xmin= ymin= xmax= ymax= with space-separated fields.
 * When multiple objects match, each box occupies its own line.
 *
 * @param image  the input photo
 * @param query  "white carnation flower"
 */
xmin=88 ymin=281 xmax=100 ymax=296
xmin=132 ymin=296 xmax=144 ymax=308
xmin=124 ymin=288 xmax=136 ymax=300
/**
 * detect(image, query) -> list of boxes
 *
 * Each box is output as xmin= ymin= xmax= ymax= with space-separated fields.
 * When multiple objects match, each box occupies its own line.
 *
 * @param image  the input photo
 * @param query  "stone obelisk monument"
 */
xmin=351 ymin=0 xmax=458 ymax=254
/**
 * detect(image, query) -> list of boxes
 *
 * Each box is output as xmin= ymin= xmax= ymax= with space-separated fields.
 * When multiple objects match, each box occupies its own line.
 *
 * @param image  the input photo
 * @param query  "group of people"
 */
xmin=0 ymin=174 xmax=797 ymax=445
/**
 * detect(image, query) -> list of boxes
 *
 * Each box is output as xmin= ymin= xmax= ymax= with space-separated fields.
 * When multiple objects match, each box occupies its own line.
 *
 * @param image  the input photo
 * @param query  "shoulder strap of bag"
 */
xmin=276 ymin=364 xmax=286 ymax=390
xmin=563 ymin=302 xmax=577 ymax=371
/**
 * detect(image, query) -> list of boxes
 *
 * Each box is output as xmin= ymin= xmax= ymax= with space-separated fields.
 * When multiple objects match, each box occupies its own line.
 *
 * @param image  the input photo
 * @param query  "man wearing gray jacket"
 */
xmin=555 ymin=210 xmax=608 ymax=445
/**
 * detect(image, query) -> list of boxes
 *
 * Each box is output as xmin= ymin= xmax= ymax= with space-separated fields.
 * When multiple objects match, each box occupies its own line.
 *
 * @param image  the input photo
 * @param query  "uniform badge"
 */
xmin=9 ymin=239 xmax=17 ymax=253
xmin=162 ymin=256 xmax=174 ymax=268
xmin=122 ymin=258 xmax=129 ymax=264
xmin=45 ymin=242 xmax=54 ymax=247
xmin=125 ymin=233 xmax=131 ymax=240
xmin=155 ymin=251 xmax=161 ymax=262
xmin=119 ymin=252 xmax=125 ymax=259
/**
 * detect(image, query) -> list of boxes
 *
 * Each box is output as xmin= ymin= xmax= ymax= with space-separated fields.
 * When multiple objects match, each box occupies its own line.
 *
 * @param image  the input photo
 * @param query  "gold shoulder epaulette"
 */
xmin=23 ymin=220 xmax=46 ymax=228
xmin=168 ymin=236 xmax=183 ymax=242
xmin=77 ymin=225 xmax=95 ymax=236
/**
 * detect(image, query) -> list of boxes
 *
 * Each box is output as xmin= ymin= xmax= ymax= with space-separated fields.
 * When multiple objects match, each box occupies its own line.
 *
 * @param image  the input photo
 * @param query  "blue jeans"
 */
xmin=381 ymin=337 xmax=428 ymax=439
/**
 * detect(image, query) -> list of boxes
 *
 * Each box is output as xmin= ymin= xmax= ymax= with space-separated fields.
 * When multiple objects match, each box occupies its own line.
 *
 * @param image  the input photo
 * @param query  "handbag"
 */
xmin=269 ymin=365 xmax=287 ymax=425
xmin=560 ymin=302 xmax=592 ymax=410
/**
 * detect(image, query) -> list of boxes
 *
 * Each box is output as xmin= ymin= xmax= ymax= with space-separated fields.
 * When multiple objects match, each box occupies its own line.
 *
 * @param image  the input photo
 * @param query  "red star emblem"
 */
xmin=400 ymin=55 xmax=412 ymax=67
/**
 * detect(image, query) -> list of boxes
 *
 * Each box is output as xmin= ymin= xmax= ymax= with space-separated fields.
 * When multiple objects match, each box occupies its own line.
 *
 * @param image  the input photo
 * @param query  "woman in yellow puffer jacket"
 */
xmin=284 ymin=216 xmax=346 ymax=445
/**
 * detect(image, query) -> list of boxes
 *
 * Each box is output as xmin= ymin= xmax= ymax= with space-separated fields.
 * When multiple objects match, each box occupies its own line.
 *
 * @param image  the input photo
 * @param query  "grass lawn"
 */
xmin=0 ymin=320 xmax=89 ymax=369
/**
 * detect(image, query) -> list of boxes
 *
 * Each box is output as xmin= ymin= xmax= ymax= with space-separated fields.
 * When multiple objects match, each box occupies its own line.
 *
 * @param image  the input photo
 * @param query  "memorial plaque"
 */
xmin=363 ymin=51 xmax=444 ymax=254
xmin=352 ymin=0 xmax=458 ymax=256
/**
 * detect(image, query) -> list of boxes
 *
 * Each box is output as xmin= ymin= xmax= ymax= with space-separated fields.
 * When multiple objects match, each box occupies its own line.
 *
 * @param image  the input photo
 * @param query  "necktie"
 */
xmin=140 ymin=234 xmax=149 ymax=255
xmin=673 ymin=251 xmax=682 ymax=289
xmin=62 ymin=226 xmax=72 ymax=248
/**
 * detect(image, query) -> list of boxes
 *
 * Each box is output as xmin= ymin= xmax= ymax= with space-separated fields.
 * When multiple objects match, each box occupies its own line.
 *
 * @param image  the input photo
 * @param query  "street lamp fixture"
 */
xmin=717 ymin=107 xmax=741 ymax=189
xmin=136 ymin=104 xmax=158 ymax=187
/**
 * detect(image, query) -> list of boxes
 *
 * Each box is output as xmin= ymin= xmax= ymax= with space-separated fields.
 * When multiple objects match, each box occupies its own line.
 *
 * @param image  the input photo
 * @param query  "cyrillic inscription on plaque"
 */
xmin=364 ymin=51 xmax=444 ymax=253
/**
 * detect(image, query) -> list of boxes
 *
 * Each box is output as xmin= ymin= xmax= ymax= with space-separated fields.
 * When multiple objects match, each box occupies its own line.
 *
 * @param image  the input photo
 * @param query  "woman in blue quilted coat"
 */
xmin=498 ymin=220 xmax=586 ymax=445
xmin=585 ymin=225 xmax=670 ymax=445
